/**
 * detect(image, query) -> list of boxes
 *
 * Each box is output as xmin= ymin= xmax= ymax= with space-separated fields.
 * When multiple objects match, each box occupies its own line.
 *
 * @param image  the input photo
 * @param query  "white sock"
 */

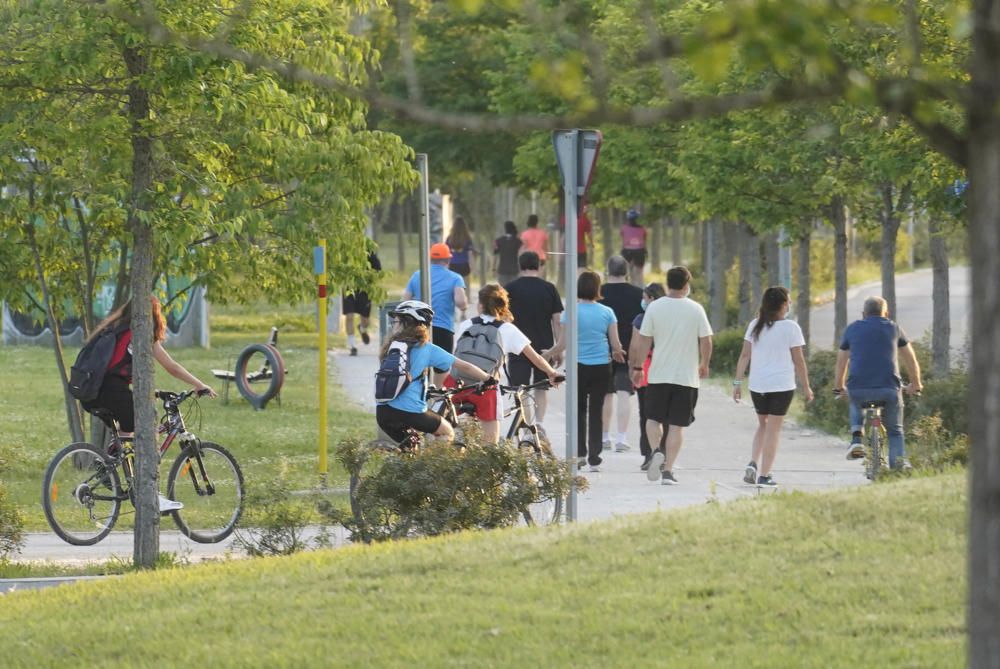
xmin=347 ymin=334 xmax=356 ymax=347
xmin=617 ymin=432 xmax=627 ymax=444
xmin=602 ymin=432 xmax=610 ymax=442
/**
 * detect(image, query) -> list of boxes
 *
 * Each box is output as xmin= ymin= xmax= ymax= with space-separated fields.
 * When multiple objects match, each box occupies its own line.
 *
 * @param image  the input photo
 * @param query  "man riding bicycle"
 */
xmin=375 ymin=300 xmax=492 ymax=446
xmin=833 ymin=296 xmax=923 ymax=469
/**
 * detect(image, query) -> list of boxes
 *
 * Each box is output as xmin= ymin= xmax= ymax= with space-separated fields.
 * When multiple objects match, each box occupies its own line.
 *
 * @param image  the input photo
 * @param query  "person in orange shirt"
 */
xmin=519 ymin=214 xmax=549 ymax=272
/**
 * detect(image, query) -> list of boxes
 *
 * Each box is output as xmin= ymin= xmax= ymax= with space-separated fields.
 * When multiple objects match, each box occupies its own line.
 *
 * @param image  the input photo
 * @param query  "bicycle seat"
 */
xmin=860 ymin=400 xmax=887 ymax=408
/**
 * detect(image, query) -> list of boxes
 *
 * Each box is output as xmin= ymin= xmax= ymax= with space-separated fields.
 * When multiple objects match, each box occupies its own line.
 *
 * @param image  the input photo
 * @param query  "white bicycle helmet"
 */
xmin=390 ymin=300 xmax=435 ymax=325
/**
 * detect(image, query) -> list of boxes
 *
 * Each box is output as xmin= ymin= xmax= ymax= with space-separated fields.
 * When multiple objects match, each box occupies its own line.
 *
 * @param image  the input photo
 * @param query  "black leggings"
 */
xmin=578 ymin=363 xmax=610 ymax=465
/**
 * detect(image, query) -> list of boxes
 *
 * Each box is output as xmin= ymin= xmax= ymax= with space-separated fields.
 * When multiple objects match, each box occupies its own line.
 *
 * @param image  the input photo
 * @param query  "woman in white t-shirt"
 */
xmin=732 ymin=286 xmax=814 ymax=487
xmin=450 ymin=283 xmax=562 ymax=443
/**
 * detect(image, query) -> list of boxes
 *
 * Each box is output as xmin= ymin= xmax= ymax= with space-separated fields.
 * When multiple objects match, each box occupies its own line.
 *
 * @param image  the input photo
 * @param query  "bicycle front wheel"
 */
xmin=519 ymin=437 xmax=563 ymax=527
xmin=167 ymin=441 xmax=244 ymax=543
xmin=42 ymin=443 xmax=123 ymax=546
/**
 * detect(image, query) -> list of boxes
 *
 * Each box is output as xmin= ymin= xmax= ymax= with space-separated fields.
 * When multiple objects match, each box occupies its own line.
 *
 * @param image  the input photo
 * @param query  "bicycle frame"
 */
xmin=501 ymin=379 xmax=552 ymax=450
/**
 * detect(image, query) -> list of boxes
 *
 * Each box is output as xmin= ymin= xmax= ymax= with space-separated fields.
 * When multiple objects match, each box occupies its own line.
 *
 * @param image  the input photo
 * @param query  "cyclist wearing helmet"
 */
xmin=621 ymin=208 xmax=647 ymax=287
xmin=376 ymin=300 xmax=492 ymax=445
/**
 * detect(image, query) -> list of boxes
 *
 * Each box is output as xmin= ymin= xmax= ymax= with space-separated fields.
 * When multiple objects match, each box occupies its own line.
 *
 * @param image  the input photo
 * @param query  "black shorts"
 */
xmin=606 ymin=361 xmax=635 ymax=395
xmin=750 ymin=390 xmax=795 ymax=416
xmin=622 ymin=248 xmax=648 ymax=267
xmin=376 ymin=404 xmax=443 ymax=444
xmin=644 ymin=383 xmax=698 ymax=427
xmin=578 ymin=251 xmax=588 ymax=267
xmin=81 ymin=375 xmax=134 ymax=432
xmin=506 ymin=354 xmax=548 ymax=387
xmin=449 ymin=262 xmax=471 ymax=277
xmin=343 ymin=292 xmax=372 ymax=317
xmin=432 ymin=327 xmax=454 ymax=354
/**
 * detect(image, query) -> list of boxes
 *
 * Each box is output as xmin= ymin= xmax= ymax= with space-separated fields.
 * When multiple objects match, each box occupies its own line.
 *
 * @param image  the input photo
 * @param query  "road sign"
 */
xmin=553 ymin=129 xmax=603 ymax=197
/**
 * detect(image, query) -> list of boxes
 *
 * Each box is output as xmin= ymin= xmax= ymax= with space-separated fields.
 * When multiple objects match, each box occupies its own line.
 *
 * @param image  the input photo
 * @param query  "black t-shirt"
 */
xmin=505 ymin=276 xmax=564 ymax=351
xmin=600 ymin=282 xmax=644 ymax=351
xmin=494 ymin=235 xmax=523 ymax=275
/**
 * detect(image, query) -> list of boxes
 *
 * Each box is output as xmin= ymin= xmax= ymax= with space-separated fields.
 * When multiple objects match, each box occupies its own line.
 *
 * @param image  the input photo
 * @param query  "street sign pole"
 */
xmin=553 ymin=129 xmax=602 ymax=523
xmin=416 ymin=154 xmax=431 ymax=302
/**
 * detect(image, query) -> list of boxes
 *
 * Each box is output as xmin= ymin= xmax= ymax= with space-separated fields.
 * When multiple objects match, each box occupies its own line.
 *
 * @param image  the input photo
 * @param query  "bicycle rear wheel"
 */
xmin=866 ymin=426 xmax=888 ymax=480
xmin=519 ymin=436 xmax=563 ymax=526
xmin=42 ymin=443 xmax=123 ymax=546
xmin=167 ymin=441 xmax=244 ymax=543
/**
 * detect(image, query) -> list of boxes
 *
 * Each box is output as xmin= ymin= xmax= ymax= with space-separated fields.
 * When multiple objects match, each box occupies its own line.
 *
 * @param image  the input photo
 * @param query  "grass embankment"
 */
xmin=0 ymin=324 xmax=372 ymax=532
xmin=0 ymin=473 xmax=965 ymax=667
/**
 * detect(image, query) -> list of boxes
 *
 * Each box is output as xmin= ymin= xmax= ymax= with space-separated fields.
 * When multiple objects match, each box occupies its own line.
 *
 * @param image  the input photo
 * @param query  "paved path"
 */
xmin=331 ymin=347 xmax=865 ymax=524
xmin=808 ymin=266 xmax=970 ymax=353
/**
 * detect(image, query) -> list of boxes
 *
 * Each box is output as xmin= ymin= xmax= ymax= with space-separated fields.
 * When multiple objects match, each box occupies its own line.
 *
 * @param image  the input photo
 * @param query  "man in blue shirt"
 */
xmin=403 ymin=242 xmax=468 ymax=351
xmin=833 ymin=296 xmax=923 ymax=468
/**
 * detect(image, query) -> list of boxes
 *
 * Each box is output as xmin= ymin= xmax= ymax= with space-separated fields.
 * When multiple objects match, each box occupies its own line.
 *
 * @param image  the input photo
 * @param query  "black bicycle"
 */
xmin=42 ymin=389 xmax=244 ymax=546
xmin=499 ymin=376 xmax=566 ymax=526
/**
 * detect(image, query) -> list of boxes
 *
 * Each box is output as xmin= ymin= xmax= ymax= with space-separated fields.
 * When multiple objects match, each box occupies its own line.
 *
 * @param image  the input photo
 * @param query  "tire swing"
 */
xmin=233 ymin=343 xmax=285 ymax=410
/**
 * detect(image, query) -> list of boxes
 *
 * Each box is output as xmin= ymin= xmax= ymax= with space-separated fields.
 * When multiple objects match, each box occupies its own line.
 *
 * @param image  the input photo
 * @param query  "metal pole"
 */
xmin=564 ymin=131 xmax=580 ymax=522
xmin=416 ymin=154 xmax=431 ymax=303
xmin=316 ymin=240 xmax=328 ymax=488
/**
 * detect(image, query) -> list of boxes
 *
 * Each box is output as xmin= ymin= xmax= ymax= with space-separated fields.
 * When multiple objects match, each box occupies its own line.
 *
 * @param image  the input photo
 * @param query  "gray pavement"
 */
xmin=330 ymin=346 xmax=866 ymax=524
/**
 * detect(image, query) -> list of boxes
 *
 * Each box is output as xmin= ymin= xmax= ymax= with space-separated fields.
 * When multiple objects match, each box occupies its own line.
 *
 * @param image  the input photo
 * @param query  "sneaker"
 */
xmin=757 ymin=475 xmax=778 ymax=488
xmin=846 ymin=440 xmax=864 ymax=460
xmin=646 ymin=451 xmax=665 ymax=482
xmin=614 ymin=441 xmax=630 ymax=453
xmin=577 ymin=457 xmax=587 ymax=469
xmin=158 ymin=494 xmax=183 ymax=512
xmin=601 ymin=439 xmax=612 ymax=453
xmin=743 ymin=460 xmax=758 ymax=485
xmin=640 ymin=453 xmax=653 ymax=472
xmin=589 ymin=464 xmax=601 ymax=473
xmin=360 ymin=330 xmax=370 ymax=346
xmin=349 ymin=347 xmax=358 ymax=357
xmin=891 ymin=458 xmax=913 ymax=472
xmin=661 ymin=470 xmax=678 ymax=485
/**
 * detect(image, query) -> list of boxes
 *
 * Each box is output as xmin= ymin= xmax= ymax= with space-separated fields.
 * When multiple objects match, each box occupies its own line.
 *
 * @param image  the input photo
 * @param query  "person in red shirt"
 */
xmin=560 ymin=202 xmax=593 ymax=270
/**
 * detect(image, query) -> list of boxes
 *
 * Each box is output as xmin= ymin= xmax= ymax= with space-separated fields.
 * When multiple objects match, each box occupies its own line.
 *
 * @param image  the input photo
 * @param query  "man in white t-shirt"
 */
xmin=630 ymin=266 xmax=713 ymax=485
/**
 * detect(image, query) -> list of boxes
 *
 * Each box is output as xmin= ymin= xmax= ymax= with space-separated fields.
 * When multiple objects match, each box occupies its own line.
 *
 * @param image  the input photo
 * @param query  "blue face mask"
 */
xmin=640 ymin=299 xmax=648 ymax=311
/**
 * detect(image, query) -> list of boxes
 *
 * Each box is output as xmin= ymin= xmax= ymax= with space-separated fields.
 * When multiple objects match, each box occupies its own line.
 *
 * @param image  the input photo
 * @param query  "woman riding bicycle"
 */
xmin=376 ymin=300 xmax=492 ymax=445
xmin=79 ymin=296 xmax=217 ymax=511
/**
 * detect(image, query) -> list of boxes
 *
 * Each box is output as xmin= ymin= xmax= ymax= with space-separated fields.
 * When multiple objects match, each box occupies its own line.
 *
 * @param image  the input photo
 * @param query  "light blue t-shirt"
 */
xmin=405 ymin=264 xmax=466 ymax=332
xmin=387 ymin=342 xmax=456 ymax=413
xmin=561 ymin=302 xmax=617 ymax=365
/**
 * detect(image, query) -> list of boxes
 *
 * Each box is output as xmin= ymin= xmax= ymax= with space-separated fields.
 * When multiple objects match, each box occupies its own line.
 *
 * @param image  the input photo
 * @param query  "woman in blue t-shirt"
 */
xmin=375 ymin=300 xmax=491 ymax=446
xmin=545 ymin=271 xmax=625 ymax=471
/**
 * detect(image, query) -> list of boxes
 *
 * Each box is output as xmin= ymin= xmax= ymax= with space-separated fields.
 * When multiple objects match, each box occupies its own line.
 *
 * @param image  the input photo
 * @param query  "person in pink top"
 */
xmin=621 ymin=208 xmax=648 ymax=287
xmin=520 ymin=214 xmax=549 ymax=276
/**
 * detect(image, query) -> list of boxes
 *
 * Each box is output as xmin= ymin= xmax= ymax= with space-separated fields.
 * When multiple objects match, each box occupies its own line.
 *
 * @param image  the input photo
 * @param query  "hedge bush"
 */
xmin=0 ymin=445 xmax=24 ymax=560
xmin=711 ymin=327 xmax=745 ymax=378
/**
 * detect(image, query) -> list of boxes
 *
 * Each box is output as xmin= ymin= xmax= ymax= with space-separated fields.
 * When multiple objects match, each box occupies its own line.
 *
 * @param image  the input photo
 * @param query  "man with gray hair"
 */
xmin=600 ymin=255 xmax=645 ymax=453
xmin=833 ymin=296 xmax=923 ymax=468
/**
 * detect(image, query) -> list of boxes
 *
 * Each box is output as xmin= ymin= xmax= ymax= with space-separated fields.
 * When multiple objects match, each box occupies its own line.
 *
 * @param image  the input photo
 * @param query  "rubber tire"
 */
xmin=234 ymin=343 xmax=285 ymax=410
xmin=167 ymin=441 xmax=244 ymax=543
xmin=42 ymin=442 xmax=122 ymax=546
xmin=519 ymin=437 xmax=563 ymax=526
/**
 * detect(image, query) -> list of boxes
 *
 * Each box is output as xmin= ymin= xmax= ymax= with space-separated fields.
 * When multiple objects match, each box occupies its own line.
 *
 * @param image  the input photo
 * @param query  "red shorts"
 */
xmin=444 ymin=376 xmax=499 ymax=421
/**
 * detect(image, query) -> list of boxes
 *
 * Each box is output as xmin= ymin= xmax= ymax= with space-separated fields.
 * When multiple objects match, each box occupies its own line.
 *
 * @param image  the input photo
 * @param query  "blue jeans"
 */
xmin=848 ymin=386 xmax=905 ymax=467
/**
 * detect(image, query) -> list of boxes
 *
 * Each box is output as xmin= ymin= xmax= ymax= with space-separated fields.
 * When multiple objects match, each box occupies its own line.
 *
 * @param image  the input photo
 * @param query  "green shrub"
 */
xmin=233 ymin=458 xmax=329 ymax=557
xmin=908 ymin=415 xmax=969 ymax=470
xmin=324 ymin=436 xmax=582 ymax=544
xmin=711 ymin=327 xmax=745 ymax=378
xmin=803 ymin=349 xmax=849 ymax=437
xmin=0 ymin=445 xmax=24 ymax=560
xmin=909 ymin=370 xmax=969 ymax=438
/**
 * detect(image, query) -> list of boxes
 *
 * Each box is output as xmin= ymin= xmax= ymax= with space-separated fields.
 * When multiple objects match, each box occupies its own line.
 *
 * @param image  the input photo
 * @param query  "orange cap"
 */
xmin=430 ymin=242 xmax=452 ymax=260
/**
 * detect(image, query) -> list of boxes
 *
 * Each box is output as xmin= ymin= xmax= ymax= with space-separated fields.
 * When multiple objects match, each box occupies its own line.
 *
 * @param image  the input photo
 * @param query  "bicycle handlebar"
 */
xmin=500 ymin=375 xmax=565 ymax=394
xmin=155 ymin=388 xmax=211 ymax=405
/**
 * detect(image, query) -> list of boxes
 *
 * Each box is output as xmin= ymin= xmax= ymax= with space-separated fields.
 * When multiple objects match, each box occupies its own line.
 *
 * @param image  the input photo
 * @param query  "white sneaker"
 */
xmin=646 ymin=451 xmax=665 ymax=482
xmin=614 ymin=442 xmax=631 ymax=453
xmin=158 ymin=494 xmax=183 ymax=512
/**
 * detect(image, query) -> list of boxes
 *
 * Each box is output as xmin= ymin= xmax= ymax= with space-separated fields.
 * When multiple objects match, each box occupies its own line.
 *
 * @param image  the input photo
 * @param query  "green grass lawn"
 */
xmin=0 ymin=326 xmax=372 ymax=532
xmin=0 ymin=472 xmax=965 ymax=667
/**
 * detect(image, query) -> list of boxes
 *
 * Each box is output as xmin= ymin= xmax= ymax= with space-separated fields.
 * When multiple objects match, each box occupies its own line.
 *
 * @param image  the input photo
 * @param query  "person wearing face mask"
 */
xmin=628 ymin=282 xmax=667 ymax=471
xmin=629 ymin=266 xmax=713 ymax=486
xmin=599 ymin=255 xmax=644 ymax=454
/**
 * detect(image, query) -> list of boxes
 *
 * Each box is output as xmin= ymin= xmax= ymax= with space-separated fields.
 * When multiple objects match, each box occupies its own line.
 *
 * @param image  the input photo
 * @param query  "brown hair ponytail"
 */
xmin=751 ymin=286 xmax=790 ymax=342
xmin=478 ymin=283 xmax=513 ymax=322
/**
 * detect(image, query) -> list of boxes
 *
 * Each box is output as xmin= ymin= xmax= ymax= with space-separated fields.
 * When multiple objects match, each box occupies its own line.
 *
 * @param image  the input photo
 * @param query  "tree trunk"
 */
xmin=124 ymin=45 xmax=159 ymax=569
xmin=929 ymin=216 xmax=951 ymax=377
xmin=396 ymin=196 xmax=407 ymax=273
xmin=764 ymin=232 xmax=780 ymax=287
xmin=831 ymin=195 xmax=848 ymax=346
xmin=651 ymin=216 xmax=663 ymax=271
xmin=708 ymin=219 xmax=727 ymax=330
xmin=599 ymin=207 xmax=614 ymax=267
xmin=879 ymin=182 xmax=905 ymax=319
xmin=748 ymin=233 xmax=762 ymax=312
xmin=738 ymin=222 xmax=755 ymax=324
xmin=24 ymin=202 xmax=85 ymax=444
xmin=967 ymin=2 xmax=1000 ymax=661
xmin=796 ymin=229 xmax=812 ymax=349
xmin=671 ymin=216 xmax=682 ymax=266
xmin=113 ymin=238 xmax=130 ymax=310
